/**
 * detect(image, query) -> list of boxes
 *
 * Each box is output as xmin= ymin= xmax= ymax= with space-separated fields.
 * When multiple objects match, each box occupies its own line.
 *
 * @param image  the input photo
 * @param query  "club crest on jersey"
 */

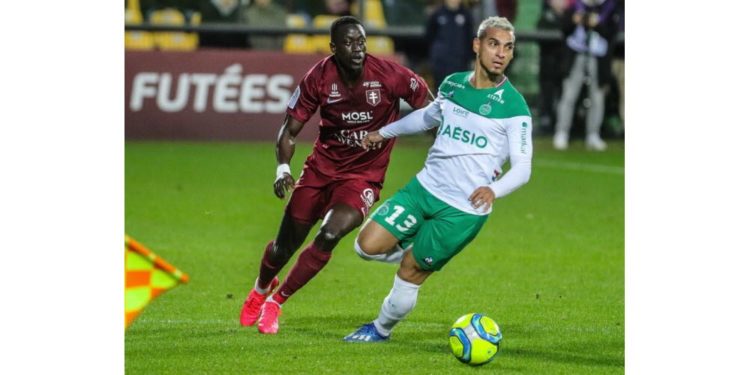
xmin=366 ymin=89 xmax=381 ymax=107
xmin=479 ymin=103 xmax=492 ymax=115
xmin=330 ymin=83 xmax=341 ymax=98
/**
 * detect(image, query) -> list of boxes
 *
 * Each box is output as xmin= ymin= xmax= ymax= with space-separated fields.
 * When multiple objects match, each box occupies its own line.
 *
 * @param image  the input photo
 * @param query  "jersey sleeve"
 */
xmin=390 ymin=64 xmax=429 ymax=109
xmin=379 ymin=96 xmax=443 ymax=138
xmin=286 ymin=66 xmax=321 ymax=124
xmin=490 ymin=116 xmax=533 ymax=199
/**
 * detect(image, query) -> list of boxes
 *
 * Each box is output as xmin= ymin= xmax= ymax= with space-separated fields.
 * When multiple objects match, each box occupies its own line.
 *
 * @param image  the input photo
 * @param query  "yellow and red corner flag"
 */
xmin=125 ymin=235 xmax=189 ymax=328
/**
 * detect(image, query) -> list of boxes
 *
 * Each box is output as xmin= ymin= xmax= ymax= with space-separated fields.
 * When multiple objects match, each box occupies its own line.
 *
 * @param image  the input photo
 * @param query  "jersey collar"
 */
xmin=468 ymin=72 xmax=507 ymax=89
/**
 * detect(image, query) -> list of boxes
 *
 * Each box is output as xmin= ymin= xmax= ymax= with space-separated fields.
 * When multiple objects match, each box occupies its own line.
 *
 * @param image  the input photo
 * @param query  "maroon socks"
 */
xmin=257 ymin=240 xmax=283 ymax=289
xmin=271 ymin=243 xmax=331 ymax=305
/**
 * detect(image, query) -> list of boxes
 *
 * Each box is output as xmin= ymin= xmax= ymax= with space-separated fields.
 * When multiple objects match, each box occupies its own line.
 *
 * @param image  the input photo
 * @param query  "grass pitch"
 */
xmin=125 ymin=136 xmax=624 ymax=374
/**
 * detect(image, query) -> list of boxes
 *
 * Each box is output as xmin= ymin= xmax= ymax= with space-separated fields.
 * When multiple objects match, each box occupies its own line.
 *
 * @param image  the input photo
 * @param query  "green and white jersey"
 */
xmin=380 ymin=71 xmax=533 ymax=215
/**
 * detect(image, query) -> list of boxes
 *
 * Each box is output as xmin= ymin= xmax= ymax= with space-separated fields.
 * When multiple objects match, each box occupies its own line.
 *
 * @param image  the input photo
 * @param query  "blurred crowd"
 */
xmin=126 ymin=0 xmax=625 ymax=146
xmin=538 ymin=0 xmax=624 ymax=150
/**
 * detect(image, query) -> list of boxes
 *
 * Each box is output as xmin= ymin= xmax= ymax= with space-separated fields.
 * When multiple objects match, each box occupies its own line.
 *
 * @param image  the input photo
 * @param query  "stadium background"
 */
xmin=125 ymin=0 xmax=625 ymax=141
xmin=125 ymin=1 xmax=625 ymax=373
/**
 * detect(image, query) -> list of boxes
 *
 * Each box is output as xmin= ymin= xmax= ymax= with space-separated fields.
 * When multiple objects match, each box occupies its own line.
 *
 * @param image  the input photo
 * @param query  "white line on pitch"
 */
xmin=534 ymin=159 xmax=624 ymax=175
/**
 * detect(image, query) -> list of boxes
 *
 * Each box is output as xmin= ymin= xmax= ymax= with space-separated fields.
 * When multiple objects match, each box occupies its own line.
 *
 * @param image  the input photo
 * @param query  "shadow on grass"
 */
xmin=284 ymin=314 xmax=451 ymax=355
xmin=502 ymin=347 xmax=623 ymax=369
xmin=500 ymin=323 xmax=624 ymax=368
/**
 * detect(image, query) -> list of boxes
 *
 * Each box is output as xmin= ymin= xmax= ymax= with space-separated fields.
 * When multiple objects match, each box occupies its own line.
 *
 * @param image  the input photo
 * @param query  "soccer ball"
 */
xmin=449 ymin=313 xmax=503 ymax=366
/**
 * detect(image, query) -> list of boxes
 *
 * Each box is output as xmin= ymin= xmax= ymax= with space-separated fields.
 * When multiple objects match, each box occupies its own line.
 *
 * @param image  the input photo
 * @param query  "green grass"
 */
xmin=125 ymin=136 xmax=624 ymax=374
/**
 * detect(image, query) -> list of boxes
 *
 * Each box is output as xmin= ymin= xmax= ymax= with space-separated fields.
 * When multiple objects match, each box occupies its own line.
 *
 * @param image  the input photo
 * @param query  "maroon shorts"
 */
xmin=286 ymin=166 xmax=381 ymax=225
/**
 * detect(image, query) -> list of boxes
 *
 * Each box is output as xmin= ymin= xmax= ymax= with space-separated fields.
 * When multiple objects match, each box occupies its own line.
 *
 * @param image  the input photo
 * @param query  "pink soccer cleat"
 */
xmin=257 ymin=300 xmax=282 ymax=334
xmin=239 ymin=276 xmax=279 ymax=327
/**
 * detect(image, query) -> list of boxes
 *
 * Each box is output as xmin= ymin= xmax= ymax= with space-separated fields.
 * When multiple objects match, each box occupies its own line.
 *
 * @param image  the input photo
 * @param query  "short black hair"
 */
xmin=330 ymin=16 xmax=363 ymax=41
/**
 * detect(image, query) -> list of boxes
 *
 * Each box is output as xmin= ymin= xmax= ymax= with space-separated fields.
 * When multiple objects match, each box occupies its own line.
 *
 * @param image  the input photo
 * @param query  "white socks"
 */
xmin=354 ymin=241 xmax=408 ymax=264
xmin=373 ymin=275 xmax=420 ymax=336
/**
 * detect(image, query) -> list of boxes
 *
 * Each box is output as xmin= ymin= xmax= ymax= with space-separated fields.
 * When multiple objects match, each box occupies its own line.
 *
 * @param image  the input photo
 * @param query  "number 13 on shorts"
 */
xmin=380 ymin=203 xmax=419 ymax=233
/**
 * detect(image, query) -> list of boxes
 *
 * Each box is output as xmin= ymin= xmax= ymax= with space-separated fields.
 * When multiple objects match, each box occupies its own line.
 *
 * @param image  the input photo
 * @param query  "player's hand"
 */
xmin=361 ymin=131 xmax=385 ymax=150
xmin=273 ymin=164 xmax=295 ymax=198
xmin=468 ymin=186 xmax=495 ymax=212
xmin=273 ymin=173 xmax=295 ymax=198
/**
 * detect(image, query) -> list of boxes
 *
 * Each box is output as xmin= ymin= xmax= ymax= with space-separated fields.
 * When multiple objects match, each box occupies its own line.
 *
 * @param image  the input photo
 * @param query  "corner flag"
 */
xmin=125 ymin=235 xmax=189 ymax=328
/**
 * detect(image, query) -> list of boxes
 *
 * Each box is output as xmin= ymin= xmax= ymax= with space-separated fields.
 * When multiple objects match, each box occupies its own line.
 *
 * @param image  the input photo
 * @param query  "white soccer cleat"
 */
xmin=585 ymin=135 xmax=608 ymax=151
xmin=553 ymin=132 xmax=569 ymax=150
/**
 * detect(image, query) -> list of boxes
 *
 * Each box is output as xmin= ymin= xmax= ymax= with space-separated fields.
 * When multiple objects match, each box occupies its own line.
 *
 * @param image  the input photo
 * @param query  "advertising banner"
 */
xmin=126 ymin=50 xmax=325 ymax=141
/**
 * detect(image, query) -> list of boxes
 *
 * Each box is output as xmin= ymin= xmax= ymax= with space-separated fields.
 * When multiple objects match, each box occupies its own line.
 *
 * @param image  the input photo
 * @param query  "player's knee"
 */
xmin=354 ymin=234 xmax=385 ymax=256
xmin=354 ymin=238 xmax=378 ymax=260
xmin=318 ymin=226 xmax=346 ymax=245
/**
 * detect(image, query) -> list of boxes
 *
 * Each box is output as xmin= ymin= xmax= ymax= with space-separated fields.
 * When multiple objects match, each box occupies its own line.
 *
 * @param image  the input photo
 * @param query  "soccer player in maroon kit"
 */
xmin=239 ymin=16 xmax=429 ymax=334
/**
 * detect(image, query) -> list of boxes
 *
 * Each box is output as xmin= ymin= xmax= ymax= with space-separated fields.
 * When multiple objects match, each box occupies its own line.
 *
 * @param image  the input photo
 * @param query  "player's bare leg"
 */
xmin=240 ymin=213 xmax=312 ymax=327
xmin=354 ymin=219 xmax=408 ymax=263
xmin=258 ymin=204 xmax=363 ymax=334
xmin=345 ymin=249 xmax=432 ymax=342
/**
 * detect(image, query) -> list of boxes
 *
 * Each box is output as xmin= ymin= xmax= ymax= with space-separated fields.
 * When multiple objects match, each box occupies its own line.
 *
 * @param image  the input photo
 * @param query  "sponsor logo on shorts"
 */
xmin=376 ymin=203 xmax=390 ymax=216
xmin=361 ymin=188 xmax=375 ymax=208
xmin=359 ymin=188 xmax=375 ymax=217
xmin=423 ymin=257 xmax=433 ymax=266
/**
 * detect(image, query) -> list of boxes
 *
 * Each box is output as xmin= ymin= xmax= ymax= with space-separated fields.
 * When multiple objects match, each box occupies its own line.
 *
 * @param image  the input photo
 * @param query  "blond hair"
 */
xmin=476 ymin=16 xmax=515 ymax=40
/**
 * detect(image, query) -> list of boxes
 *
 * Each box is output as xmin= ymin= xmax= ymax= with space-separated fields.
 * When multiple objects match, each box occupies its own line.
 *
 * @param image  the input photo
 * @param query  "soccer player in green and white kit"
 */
xmin=344 ymin=16 xmax=532 ymax=342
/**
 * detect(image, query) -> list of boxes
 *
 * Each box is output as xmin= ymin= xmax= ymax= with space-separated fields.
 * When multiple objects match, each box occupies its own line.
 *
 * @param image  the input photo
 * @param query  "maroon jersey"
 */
xmin=286 ymin=54 xmax=429 ymax=184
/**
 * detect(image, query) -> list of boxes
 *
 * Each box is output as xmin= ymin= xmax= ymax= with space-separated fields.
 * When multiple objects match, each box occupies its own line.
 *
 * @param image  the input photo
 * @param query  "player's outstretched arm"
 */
xmin=379 ymin=102 xmax=441 ymax=138
xmin=273 ymin=115 xmax=305 ymax=198
xmin=361 ymin=101 xmax=442 ymax=152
